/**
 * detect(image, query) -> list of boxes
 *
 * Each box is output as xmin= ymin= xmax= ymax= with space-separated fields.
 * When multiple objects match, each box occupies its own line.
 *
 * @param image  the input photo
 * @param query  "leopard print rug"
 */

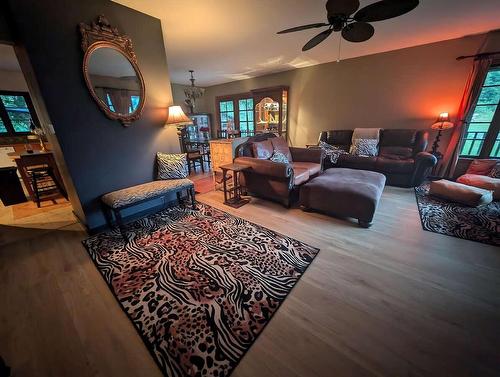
xmin=83 ymin=203 xmax=319 ymax=376
xmin=415 ymin=183 xmax=500 ymax=246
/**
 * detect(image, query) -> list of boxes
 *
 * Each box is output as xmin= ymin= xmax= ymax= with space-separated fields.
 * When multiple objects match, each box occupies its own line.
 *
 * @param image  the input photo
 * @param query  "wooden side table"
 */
xmin=220 ymin=163 xmax=250 ymax=208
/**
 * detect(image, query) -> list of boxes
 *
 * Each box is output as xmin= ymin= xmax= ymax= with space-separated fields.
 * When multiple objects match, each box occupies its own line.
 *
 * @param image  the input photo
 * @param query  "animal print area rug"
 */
xmin=415 ymin=183 xmax=500 ymax=247
xmin=83 ymin=203 xmax=319 ymax=377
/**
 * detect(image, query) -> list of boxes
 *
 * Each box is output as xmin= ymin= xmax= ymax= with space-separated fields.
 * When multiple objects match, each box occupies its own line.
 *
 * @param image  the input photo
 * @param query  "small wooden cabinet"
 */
xmin=209 ymin=137 xmax=248 ymax=189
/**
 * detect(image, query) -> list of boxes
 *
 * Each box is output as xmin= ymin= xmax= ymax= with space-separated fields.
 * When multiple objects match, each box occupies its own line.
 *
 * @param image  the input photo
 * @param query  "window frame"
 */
xmin=459 ymin=64 xmax=500 ymax=159
xmin=215 ymin=92 xmax=255 ymax=137
xmin=0 ymin=90 xmax=40 ymax=137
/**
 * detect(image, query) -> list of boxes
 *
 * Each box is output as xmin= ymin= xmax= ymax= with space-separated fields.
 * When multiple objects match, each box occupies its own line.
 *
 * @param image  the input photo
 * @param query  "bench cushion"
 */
xmin=102 ymin=179 xmax=194 ymax=209
xmin=429 ymin=179 xmax=493 ymax=207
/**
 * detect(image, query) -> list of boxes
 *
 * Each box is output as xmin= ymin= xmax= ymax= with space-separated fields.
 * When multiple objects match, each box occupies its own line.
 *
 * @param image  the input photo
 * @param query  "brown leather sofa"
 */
xmin=319 ymin=129 xmax=437 ymax=187
xmin=234 ymin=133 xmax=323 ymax=207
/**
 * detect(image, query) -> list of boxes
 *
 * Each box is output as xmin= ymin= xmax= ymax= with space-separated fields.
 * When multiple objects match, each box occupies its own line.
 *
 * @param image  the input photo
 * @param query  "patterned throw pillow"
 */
xmin=318 ymin=141 xmax=348 ymax=164
xmin=350 ymin=138 xmax=379 ymax=157
xmin=489 ymin=163 xmax=500 ymax=178
xmin=156 ymin=152 xmax=188 ymax=179
xmin=269 ymin=151 xmax=289 ymax=164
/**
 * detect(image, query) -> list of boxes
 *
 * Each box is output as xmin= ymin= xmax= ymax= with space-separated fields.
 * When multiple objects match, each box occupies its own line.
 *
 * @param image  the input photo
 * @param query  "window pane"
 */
xmin=247 ymin=99 xmax=253 ymax=108
xmin=248 ymin=111 xmax=254 ymax=121
xmin=470 ymin=139 xmax=484 ymax=156
xmin=0 ymin=118 xmax=7 ymax=133
xmin=240 ymin=122 xmax=247 ymax=132
xmin=239 ymin=99 xmax=247 ymax=111
xmin=484 ymin=69 xmax=500 ymax=86
xmin=220 ymin=102 xmax=227 ymax=112
xmin=0 ymin=95 xmax=33 ymax=132
xmin=221 ymin=113 xmax=227 ymax=122
xmin=471 ymin=105 xmax=497 ymax=122
xmin=478 ymin=86 xmax=500 ymax=105
xmin=239 ymin=111 xmax=247 ymax=121
xmin=130 ymin=95 xmax=139 ymax=112
xmin=467 ymin=123 xmax=490 ymax=133
xmin=226 ymin=101 xmax=234 ymax=112
xmin=490 ymin=132 xmax=500 ymax=158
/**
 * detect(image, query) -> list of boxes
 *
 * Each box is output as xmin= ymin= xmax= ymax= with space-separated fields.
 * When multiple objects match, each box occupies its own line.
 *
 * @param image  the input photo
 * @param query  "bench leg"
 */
xmin=114 ymin=209 xmax=127 ymax=241
xmin=190 ymin=187 xmax=196 ymax=210
xmin=102 ymin=203 xmax=113 ymax=228
xmin=176 ymin=191 xmax=182 ymax=207
xmin=358 ymin=220 xmax=373 ymax=228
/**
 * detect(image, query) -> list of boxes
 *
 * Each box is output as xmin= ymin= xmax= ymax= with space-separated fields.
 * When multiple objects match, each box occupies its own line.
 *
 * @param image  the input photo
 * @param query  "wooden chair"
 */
xmin=181 ymin=137 xmax=205 ymax=174
xmin=19 ymin=154 xmax=68 ymax=207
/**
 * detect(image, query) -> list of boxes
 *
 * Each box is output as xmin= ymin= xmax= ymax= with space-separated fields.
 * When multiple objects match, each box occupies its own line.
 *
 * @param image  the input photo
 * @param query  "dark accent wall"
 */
xmin=0 ymin=9 xmax=13 ymax=43
xmin=7 ymin=0 xmax=179 ymax=230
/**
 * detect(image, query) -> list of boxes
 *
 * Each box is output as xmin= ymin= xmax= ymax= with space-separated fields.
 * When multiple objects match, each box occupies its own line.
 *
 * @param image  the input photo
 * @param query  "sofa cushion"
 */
xmin=293 ymin=168 xmax=310 ymax=186
xmin=456 ymin=174 xmax=500 ymax=200
xmin=465 ymin=159 xmax=498 ymax=176
xmin=379 ymin=129 xmax=417 ymax=148
xmin=292 ymin=162 xmax=321 ymax=177
xmin=379 ymin=146 xmax=413 ymax=159
xmin=375 ymin=157 xmax=415 ymax=174
xmin=252 ymin=139 xmax=274 ymax=159
xmin=429 ymin=179 xmax=493 ymax=207
xmin=336 ymin=154 xmax=377 ymax=170
xmin=352 ymin=128 xmax=381 ymax=141
xmin=325 ymin=130 xmax=353 ymax=147
xmin=271 ymin=136 xmax=293 ymax=161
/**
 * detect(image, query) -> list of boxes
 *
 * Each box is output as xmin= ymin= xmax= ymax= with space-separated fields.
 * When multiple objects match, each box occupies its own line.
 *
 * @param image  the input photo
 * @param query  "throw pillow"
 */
xmin=269 ymin=151 xmax=289 ymax=164
xmin=270 ymin=137 xmax=293 ymax=162
xmin=350 ymin=138 xmax=379 ymax=157
xmin=489 ymin=163 xmax=500 ymax=178
xmin=465 ymin=159 xmax=498 ymax=176
xmin=318 ymin=141 xmax=349 ymax=164
xmin=251 ymin=139 xmax=274 ymax=159
xmin=156 ymin=152 xmax=188 ymax=179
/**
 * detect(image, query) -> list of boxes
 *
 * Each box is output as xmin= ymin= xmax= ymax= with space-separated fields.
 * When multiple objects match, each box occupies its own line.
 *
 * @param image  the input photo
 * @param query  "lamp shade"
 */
xmin=431 ymin=112 xmax=454 ymax=130
xmin=165 ymin=105 xmax=192 ymax=126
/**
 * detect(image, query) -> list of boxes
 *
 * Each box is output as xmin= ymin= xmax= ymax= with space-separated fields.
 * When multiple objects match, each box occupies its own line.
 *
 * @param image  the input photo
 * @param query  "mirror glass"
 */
xmin=255 ymin=97 xmax=279 ymax=133
xmin=86 ymin=47 xmax=142 ymax=116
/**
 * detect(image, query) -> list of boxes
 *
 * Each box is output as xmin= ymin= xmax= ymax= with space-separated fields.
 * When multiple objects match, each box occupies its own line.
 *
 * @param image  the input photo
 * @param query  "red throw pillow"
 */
xmin=270 ymin=137 xmax=293 ymax=162
xmin=251 ymin=139 xmax=274 ymax=159
xmin=465 ymin=159 xmax=498 ymax=176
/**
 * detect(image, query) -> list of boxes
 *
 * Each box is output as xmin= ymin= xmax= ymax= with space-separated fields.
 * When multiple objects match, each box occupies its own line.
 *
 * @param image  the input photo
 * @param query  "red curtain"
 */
xmin=438 ymin=57 xmax=492 ymax=177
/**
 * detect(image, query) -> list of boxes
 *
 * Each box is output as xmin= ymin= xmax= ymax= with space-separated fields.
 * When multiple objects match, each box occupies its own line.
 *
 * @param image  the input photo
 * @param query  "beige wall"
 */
xmin=202 ymin=33 xmax=494 ymax=153
xmin=0 ymin=69 xmax=28 ymax=91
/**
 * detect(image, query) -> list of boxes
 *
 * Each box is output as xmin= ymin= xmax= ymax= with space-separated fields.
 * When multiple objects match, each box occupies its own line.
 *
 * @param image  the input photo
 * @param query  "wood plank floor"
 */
xmin=1 ymin=186 xmax=499 ymax=377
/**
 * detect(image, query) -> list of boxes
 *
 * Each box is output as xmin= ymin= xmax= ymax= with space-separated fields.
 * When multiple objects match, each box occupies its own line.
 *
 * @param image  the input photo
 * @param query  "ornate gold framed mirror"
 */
xmin=79 ymin=16 xmax=145 ymax=126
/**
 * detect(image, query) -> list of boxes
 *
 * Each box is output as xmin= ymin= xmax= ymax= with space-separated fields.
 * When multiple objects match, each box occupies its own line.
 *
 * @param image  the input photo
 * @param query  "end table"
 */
xmin=220 ymin=163 xmax=250 ymax=208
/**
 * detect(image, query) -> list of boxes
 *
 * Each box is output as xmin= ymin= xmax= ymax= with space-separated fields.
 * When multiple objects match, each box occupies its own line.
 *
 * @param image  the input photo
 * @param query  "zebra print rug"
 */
xmin=83 ymin=203 xmax=319 ymax=377
xmin=415 ymin=183 xmax=500 ymax=246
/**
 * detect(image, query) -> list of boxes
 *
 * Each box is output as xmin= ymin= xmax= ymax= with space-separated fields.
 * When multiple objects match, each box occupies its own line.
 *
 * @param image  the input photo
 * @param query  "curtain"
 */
xmin=438 ymin=57 xmax=493 ymax=177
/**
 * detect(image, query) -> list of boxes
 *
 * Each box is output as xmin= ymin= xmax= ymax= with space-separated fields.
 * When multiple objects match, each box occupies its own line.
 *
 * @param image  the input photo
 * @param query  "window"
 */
xmin=0 ymin=91 xmax=39 ymax=136
xmin=460 ymin=66 xmax=500 ymax=158
xmin=216 ymin=94 xmax=255 ymax=137
xmin=238 ymin=98 xmax=254 ymax=136
xmin=219 ymin=100 xmax=234 ymax=130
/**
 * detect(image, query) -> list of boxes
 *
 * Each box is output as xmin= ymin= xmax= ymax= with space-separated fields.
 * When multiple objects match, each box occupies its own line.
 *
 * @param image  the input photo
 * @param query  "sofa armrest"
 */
xmin=415 ymin=152 xmax=437 ymax=167
xmin=234 ymin=156 xmax=293 ymax=179
xmin=290 ymin=147 xmax=324 ymax=164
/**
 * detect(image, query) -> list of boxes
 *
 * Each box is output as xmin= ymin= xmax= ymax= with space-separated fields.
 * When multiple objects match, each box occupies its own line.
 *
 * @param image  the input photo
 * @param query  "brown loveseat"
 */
xmin=319 ymin=129 xmax=437 ymax=187
xmin=234 ymin=133 xmax=323 ymax=207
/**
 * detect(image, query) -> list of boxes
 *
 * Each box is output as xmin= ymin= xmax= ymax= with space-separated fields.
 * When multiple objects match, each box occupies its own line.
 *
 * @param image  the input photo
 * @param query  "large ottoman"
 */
xmin=299 ymin=168 xmax=386 ymax=227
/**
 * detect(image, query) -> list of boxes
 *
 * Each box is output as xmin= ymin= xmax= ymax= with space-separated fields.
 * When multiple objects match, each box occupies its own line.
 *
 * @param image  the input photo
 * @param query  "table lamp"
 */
xmin=430 ymin=112 xmax=454 ymax=158
xmin=164 ymin=105 xmax=192 ymax=135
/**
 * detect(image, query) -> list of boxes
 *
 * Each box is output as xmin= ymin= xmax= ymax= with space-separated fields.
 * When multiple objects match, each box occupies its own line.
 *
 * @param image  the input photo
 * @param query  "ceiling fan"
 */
xmin=277 ymin=0 xmax=419 ymax=51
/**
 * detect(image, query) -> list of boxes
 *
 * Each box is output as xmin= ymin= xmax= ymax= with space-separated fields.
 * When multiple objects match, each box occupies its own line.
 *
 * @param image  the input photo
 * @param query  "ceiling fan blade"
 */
xmin=277 ymin=23 xmax=329 ymax=34
xmin=354 ymin=0 xmax=419 ymax=22
xmin=302 ymin=28 xmax=333 ymax=51
xmin=326 ymin=0 xmax=360 ymax=16
xmin=341 ymin=22 xmax=375 ymax=43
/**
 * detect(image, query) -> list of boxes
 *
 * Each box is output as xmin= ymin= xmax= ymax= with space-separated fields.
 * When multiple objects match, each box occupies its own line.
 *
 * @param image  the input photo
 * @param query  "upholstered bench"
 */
xmin=101 ymin=179 xmax=195 ymax=239
xmin=299 ymin=168 xmax=386 ymax=227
